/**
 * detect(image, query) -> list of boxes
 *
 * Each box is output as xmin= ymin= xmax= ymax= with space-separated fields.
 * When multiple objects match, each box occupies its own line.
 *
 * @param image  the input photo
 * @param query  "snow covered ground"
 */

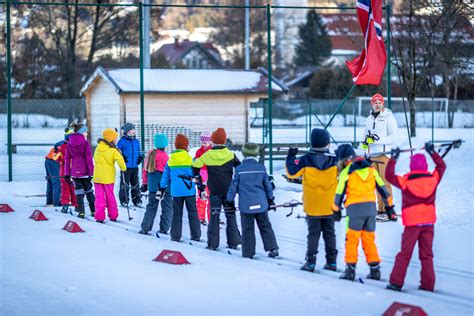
xmin=1 ymin=128 xmax=473 ymax=315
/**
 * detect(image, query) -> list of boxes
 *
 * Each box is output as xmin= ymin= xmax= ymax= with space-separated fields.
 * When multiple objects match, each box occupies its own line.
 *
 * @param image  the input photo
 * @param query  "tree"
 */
xmin=210 ymin=0 xmax=267 ymax=69
xmin=392 ymin=0 xmax=470 ymax=136
xmin=293 ymin=10 xmax=332 ymax=68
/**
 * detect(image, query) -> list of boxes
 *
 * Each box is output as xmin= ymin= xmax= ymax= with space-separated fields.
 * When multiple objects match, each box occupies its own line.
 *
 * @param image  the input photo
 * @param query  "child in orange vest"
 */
xmin=385 ymin=143 xmax=446 ymax=292
xmin=332 ymin=144 xmax=392 ymax=281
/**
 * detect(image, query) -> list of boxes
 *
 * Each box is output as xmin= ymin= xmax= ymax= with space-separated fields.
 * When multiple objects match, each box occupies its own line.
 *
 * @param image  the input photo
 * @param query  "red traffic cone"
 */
xmin=62 ymin=220 xmax=85 ymax=233
xmin=30 ymin=209 xmax=48 ymax=221
xmin=153 ymin=250 xmax=190 ymax=265
xmin=0 ymin=204 xmax=15 ymax=213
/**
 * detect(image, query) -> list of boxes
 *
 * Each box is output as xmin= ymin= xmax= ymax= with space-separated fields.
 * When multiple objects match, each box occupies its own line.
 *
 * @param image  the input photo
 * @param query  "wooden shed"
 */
xmin=80 ymin=67 xmax=287 ymax=150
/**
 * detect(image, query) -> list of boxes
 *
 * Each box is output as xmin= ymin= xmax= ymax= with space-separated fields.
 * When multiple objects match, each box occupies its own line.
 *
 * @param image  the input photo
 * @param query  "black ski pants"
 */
xmin=207 ymin=195 xmax=241 ymax=249
xmin=306 ymin=216 xmax=338 ymax=264
xmin=119 ymin=168 xmax=141 ymax=206
xmin=240 ymin=211 xmax=278 ymax=258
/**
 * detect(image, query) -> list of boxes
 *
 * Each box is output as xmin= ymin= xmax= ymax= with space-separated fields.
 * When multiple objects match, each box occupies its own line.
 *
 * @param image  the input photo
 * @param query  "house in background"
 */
xmin=80 ymin=67 xmax=288 ymax=151
xmin=154 ymin=39 xmax=225 ymax=69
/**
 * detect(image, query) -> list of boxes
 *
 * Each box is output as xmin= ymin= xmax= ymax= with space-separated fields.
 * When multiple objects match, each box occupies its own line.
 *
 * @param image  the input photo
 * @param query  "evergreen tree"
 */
xmin=294 ymin=10 xmax=332 ymax=67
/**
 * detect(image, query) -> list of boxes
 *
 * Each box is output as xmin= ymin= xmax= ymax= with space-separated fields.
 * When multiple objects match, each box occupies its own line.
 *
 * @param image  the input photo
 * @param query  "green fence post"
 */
xmin=353 ymin=101 xmax=357 ymax=145
xmin=431 ymin=97 xmax=435 ymax=143
xmin=139 ymin=2 xmax=145 ymax=151
xmin=309 ymin=99 xmax=312 ymax=138
xmin=386 ymin=4 xmax=391 ymax=110
xmin=266 ymin=3 xmax=273 ymax=174
xmin=6 ymin=0 xmax=12 ymax=181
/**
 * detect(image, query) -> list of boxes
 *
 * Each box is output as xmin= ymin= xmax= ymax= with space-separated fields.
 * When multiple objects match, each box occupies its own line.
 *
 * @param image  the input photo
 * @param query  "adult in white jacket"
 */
xmin=361 ymin=93 xmax=398 ymax=219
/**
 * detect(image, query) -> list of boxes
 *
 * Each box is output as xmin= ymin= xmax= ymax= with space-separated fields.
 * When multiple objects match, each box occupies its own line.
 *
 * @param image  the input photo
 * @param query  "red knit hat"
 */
xmin=175 ymin=134 xmax=189 ymax=150
xmin=211 ymin=128 xmax=227 ymax=145
xmin=410 ymin=153 xmax=428 ymax=171
xmin=371 ymin=93 xmax=384 ymax=105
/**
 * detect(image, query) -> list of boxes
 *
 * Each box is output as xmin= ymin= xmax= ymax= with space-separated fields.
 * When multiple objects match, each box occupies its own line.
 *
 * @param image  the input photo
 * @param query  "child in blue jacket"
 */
xmin=160 ymin=134 xmax=201 ymax=242
xmin=227 ymin=143 xmax=279 ymax=259
xmin=117 ymin=123 xmax=144 ymax=207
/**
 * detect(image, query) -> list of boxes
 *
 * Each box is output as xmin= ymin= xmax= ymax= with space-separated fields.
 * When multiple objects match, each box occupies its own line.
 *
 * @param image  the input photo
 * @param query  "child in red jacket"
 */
xmin=385 ymin=143 xmax=446 ymax=292
xmin=194 ymin=131 xmax=212 ymax=225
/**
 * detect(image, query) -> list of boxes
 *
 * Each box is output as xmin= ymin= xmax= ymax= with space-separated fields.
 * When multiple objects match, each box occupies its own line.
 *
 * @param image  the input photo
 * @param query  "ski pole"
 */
xmin=120 ymin=172 xmax=133 ymax=221
xmin=367 ymin=139 xmax=464 ymax=159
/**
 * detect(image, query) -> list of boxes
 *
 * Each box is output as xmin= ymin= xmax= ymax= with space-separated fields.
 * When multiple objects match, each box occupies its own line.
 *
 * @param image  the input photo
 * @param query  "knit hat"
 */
xmin=410 ymin=153 xmax=428 ymax=172
xmin=154 ymin=133 xmax=168 ymax=149
xmin=211 ymin=128 xmax=227 ymax=145
xmin=335 ymin=144 xmax=356 ymax=161
xmin=102 ymin=128 xmax=118 ymax=143
xmin=200 ymin=131 xmax=212 ymax=142
xmin=242 ymin=143 xmax=260 ymax=158
xmin=311 ymin=128 xmax=330 ymax=148
xmin=76 ymin=125 xmax=88 ymax=134
xmin=371 ymin=93 xmax=384 ymax=105
xmin=122 ymin=123 xmax=135 ymax=135
xmin=175 ymin=134 xmax=189 ymax=150
xmin=64 ymin=128 xmax=74 ymax=141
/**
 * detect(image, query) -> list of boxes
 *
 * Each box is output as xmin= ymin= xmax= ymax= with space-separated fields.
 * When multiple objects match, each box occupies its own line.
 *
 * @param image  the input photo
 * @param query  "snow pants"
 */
xmin=207 ymin=195 xmax=242 ymax=249
xmin=45 ymin=159 xmax=61 ymax=206
xmin=94 ymin=183 xmax=119 ymax=221
xmin=60 ymin=178 xmax=77 ymax=207
xmin=119 ymin=167 xmax=141 ymax=206
xmin=197 ymin=186 xmax=210 ymax=221
xmin=345 ymin=216 xmax=380 ymax=265
xmin=390 ymin=225 xmax=435 ymax=291
xmin=73 ymin=177 xmax=95 ymax=216
xmin=141 ymin=188 xmax=172 ymax=233
xmin=372 ymin=155 xmax=393 ymax=211
xmin=240 ymin=211 xmax=278 ymax=258
xmin=170 ymin=195 xmax=201 ymax=242
xmin=306 ymin=216 xmax=338 ymax=265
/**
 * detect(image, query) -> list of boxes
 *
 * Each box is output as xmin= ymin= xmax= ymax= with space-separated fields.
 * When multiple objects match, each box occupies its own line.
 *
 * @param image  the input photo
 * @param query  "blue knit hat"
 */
xmin=335 ymin=144 xmax=356 ymax=161
xmin=311 ymin=128 xmax=330 ymax=148
xmin=154 ymin=133 xmax=168 ymax=149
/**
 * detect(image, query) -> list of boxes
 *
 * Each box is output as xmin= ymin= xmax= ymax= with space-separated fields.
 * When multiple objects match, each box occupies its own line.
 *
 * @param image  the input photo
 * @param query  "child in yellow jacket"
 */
xmin=332 ymin=144 xmax=392 ymax=281
xmin=93 ymin=128 xmax=126 ymax=223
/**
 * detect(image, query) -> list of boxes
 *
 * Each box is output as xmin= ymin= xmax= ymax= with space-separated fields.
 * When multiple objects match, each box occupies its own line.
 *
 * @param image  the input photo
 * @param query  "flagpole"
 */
xmin=324 ymin=85 xmax=356 ymax=130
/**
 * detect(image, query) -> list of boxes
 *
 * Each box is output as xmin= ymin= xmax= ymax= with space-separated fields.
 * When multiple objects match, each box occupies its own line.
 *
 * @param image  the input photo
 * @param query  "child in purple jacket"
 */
xmin=64 ymin=123 xmax=95 ymax=219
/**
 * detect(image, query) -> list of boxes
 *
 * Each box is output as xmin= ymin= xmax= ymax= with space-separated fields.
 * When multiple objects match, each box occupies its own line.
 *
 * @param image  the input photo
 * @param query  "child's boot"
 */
xmin=340 ymin=263 xmax=356 ymax=281
xmin=367 ymin=262 xmax=381 ymax=280
xmin=300 ymin=254 xmax=316 ymax=272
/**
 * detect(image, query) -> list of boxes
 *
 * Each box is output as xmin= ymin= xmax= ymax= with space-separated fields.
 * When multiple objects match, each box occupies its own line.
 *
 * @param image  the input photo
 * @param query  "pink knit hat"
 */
xmin=200 ymin=131 xmax=212 ymax=142
xmin=410 ymin=153 xmax=428 ymax=171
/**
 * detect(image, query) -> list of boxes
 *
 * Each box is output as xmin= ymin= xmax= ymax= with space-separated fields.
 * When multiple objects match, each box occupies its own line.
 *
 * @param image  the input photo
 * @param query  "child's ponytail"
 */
xmin=146 ymin=149 xmax=157 ymax=173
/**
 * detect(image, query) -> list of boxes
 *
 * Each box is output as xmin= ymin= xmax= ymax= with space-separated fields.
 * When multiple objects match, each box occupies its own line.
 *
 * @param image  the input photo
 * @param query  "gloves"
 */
xmin=288 ymin=147 xmax=299 ymax=156
xmin=333 ymin=211 xmax=342 ymax=222
xmin=140 ymin=184 xmax=148 ymax=193
xmin=64 ymin=175 xmax=71 ymax=181
xmin=224 ymin=200 xmax=236 ymax=211
xmin=123 ymin=156 xmax=128 ymax=163
xmin=391 ymin=147 xmax=401 ymax=160
xmin=137 ymin=154 xmax=144 ymax=165
xmin=268 ymin=197 xmax=276 ymax=210
xmin=425 ymin=142 xmax=435 ymax=154
xmin=385 ymin=205 xmax=397 ymax=221
xmin=157 ymin=187 xmax=166 ymax=199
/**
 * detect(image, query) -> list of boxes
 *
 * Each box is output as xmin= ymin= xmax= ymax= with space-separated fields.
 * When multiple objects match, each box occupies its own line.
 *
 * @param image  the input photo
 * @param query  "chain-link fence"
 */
xmin=2 ymin=1 xmax=472 ymax=181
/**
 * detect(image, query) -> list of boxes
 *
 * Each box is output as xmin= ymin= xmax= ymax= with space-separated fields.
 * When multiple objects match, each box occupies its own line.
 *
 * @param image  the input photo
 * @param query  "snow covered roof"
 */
xmin=80 ymin=67 xmax=288 ymax=96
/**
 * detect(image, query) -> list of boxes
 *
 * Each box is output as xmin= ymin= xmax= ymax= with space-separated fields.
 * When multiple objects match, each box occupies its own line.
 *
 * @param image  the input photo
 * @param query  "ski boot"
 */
xmin=138 ymin=230 xmax=149 ymax=235
xmin=158 ymin=229 xmax=169 ymax=235
xmin=200 ymin=220 xmax=207 ymax=226
xmin=206 ymin=246 xmax=217 ymax=251
xmin=134 ymin=202 xmax=142 ymax=208
xmin=78 ymin=212 xmax=85 ymax=219
xmin=74 ymin=207 xmax=79 ymax=213
xmin=227 ymin=245 xmax=239 ymax=250
xmin=90 ymin=211 xmax=95 ymax=218
xmin=385 ymin=205 xmax=398 ymax=222
xmin=323 ymin=263 xmax=337 ymax=271
xmin=110 ymin=218 xmax=117 ymax=222
xmin=340 ymin=264 xmax=356 ymax=281
xmin=96 ymin=220 xmax=105 ymax=224
xmin=386 ymin=283 xmax=402 ymax=291
xmin=367 ymin=262 xmax=381 ymax=280
xmin=60 ymin=205 xmax=69 ymax=214
xmin=300 ymin=254 xmax=316 ymax=272
xmin=268 ymin=249 xmax=279 ymax=258
xmin=120 ymin=202 xmax=128 ymax=207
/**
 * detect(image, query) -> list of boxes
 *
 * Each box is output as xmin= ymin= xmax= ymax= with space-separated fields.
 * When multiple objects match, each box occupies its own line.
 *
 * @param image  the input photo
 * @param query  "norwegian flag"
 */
xmin=346 ymin=0 xmax=387 ymax=85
